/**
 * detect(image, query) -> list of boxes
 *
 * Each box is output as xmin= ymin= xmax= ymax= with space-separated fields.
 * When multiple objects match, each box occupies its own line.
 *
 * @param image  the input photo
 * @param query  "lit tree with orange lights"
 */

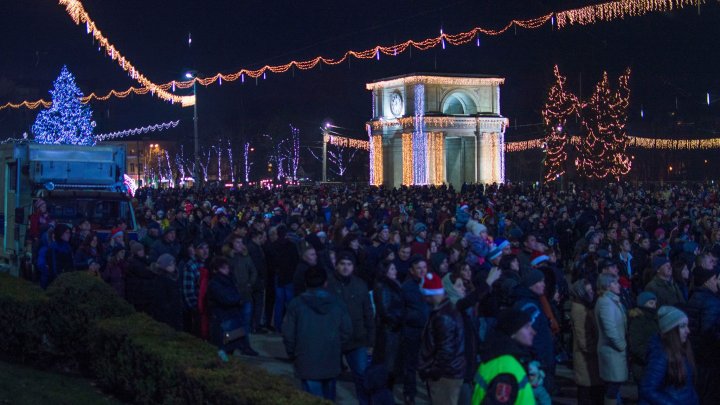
xmin=542 ymin=66 xmax=579 ymax=183
xmin=575 ymin=68 xmax=632 ymax=180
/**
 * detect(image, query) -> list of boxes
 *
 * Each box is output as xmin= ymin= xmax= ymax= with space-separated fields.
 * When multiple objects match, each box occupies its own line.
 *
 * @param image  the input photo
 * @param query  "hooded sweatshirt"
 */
xmin=282 ymin=288 xmax=352 ymax=380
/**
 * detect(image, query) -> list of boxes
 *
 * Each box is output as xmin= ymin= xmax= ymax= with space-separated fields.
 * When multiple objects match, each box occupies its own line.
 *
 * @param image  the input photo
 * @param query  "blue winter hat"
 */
xmin=637 ymin=291 xmax=657 ymax=308
xmin=652 ymin=256 xmax=670 ymax=272
xmin=413 ymin=222 xmax=427 ymax=235
xmin=495 ymin=238 xmax=510 ymax=250
xmin=486 ymin=247 xmax=503 ymax=262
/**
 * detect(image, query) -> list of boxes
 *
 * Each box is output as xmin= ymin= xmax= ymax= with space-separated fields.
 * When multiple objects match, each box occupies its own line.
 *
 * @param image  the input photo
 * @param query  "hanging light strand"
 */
xmin=94 ymin=119 xmax=180 ymax=141
xmin=0 ymin=0 xmax=704 ymax=110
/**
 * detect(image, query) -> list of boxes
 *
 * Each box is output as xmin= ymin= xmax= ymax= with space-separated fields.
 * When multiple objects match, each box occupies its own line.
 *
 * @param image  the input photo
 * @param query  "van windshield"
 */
xmin=45 ymin=198 xmax=136 ymax=231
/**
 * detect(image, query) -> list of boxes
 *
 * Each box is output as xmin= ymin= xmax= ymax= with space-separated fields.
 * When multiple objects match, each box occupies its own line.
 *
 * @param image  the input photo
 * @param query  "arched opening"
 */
xmin=442 ymin=92 xmax=478 ymax=115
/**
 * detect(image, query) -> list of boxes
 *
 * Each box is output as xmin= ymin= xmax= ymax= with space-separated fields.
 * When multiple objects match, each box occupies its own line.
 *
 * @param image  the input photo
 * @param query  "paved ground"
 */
xmin=243 ymin=333 xmax=638 ymax=404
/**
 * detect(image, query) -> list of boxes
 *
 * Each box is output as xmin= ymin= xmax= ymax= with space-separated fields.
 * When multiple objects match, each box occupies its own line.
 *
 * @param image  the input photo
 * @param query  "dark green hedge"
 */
xmin=0 ymin=272 xmax=327 ymax=404
xmin=45 ymin=272 xmax=134 ymax=359
xmin=92 ymin=313 xmax=324 ymax=404
xmin=0 ymin=273 xmax=48 ymax=359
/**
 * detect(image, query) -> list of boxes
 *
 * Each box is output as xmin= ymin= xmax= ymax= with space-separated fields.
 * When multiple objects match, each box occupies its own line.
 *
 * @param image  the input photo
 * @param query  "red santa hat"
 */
xmin=421 ymin=272 xmax=445 ymax=296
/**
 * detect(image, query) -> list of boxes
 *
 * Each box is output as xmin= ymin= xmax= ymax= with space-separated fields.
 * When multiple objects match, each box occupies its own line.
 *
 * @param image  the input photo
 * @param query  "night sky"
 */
xmin=1 ymin=0 xmax=719 ymax=177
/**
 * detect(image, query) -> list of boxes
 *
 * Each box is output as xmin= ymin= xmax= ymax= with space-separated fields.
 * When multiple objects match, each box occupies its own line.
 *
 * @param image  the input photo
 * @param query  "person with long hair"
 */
xmin=639 ymin=306 xmax=699 ymax=404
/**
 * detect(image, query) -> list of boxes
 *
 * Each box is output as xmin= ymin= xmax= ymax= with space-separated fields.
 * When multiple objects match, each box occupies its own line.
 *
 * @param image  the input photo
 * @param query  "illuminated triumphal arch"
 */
xmin=366 ymin=73 xmax=508 ymax=188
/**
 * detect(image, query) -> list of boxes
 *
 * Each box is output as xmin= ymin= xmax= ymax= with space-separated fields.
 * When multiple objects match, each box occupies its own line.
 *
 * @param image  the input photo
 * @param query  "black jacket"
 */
xmin=207 ymin=272 xmax=244 ymax=347
xmin=401 ymin=275 xmax=430 ymax=335
xmin=149 ymin=267 xmax=184 ymax=331
xmin=373 ymin=275 xmax=403 ymax=365
xmin=326 ymin=271 xmax=375 ymax=351
xmin=246 ymin=240 xmax=267 ymax=290
xmin=685 ymin=287 xmax=720 ymax=365
xmin=125 ymin=256 xmax=155 ymax=313
xmin=282 ymin=288 xmax=352 ymax=380
xmin=266 ymin=238 xmax=299 ymax=286
xmin=419 ymin=299 xmax=466 ymax=380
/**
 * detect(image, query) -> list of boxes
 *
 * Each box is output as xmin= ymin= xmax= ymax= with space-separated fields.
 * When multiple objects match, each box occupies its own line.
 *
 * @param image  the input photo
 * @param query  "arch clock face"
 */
xmin=390 ymin=92 xmax=403 ymax=116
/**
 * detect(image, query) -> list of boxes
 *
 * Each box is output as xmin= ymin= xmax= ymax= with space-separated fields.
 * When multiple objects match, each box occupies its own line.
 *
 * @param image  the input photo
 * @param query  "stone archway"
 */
xmin=442 ymin=91 xmax=478 ymax=115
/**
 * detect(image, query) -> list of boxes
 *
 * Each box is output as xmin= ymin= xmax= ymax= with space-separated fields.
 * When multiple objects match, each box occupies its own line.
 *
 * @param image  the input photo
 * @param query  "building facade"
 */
xmin=366 ymin=73 xmax=508 ymax=188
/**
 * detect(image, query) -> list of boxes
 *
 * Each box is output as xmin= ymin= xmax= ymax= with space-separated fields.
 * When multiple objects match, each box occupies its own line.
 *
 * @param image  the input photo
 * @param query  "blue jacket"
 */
xmin=639 ymin=335 xmax=699 ymax=405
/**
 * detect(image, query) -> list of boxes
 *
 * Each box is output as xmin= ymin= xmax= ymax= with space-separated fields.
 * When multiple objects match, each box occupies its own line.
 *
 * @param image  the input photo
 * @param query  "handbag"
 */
xmin=223 ymin=327 xmax=246 ymax=345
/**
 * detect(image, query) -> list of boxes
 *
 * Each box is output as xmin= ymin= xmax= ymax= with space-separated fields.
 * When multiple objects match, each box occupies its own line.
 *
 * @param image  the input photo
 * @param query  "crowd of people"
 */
xmin=25 ymin=181 xmax=720 ymax=404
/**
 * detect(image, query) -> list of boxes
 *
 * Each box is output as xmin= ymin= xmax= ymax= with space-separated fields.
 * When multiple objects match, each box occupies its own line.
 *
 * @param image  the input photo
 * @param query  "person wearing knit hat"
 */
xmin=640 ymin=306 xmax=697 ymax=403
xmin=129 ymin=240 xmax=145 ymax=257
xmin=530 ymin=251 xmax=550 ymax=268
xmin=628 ymin=290 xmax=660 ymax=384
xmin=413 ymin=222 xmax=427 ymax=236
xmin=155 ymin=253 xmax=176 ymax=272
xmin=645 ymin=255 xmax=685 ymax=307
xmin=636 ymin=291 xmax=657 ymax=308
xmin=521 ymin=269 xmax=545 ymax=288
xmin=486 ymin=247 xmax=503 ymax=263
xmin=657 ymin=306 xmax=687 ymax=335
xmin=495 ymin=238 xmax=512 ymax=254
xmin=473 ymin=310 xmax=540 ymax=403
xmin=466 ymin=220 xmax=487 ymax=237
xmin=418 ymin=271 xmax=465 ymax=404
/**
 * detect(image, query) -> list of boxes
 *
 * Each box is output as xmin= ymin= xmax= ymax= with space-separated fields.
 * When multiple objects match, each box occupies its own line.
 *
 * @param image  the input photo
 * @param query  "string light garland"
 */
xmin=323 ymin=134 xmax=370 ymax=150
xmin=402 ymin=133 xmax=413 ymax=186
xmin=370 ymin=134 xmax=384 ymax=186
xmin=556 ymin=0 xmax=704 ymax=28
xmin=575 ymin=69 xmax=632 ymax=180
xmin=413 ymin=84 xmax=429 ymax=185
xmin=428 ymin=132 xmax=445 ymax=185
xmin=57 ymin=0 xmax=193 ymax=106
xmin=94 ymin=120 xmax=180 ymax=141
xmin=507 ymin=135 xmax=720 ymax=152
xmin=542 ymin=66 xmax=579 ymax=182
xmin=3 ymin=0 xmax=702 ymax=110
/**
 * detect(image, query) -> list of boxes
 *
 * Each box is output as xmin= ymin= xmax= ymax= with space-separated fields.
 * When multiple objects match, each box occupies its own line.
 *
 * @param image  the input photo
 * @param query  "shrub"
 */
xmin=0 ymin=273 xmax=48 ymax=360
xmin=45 ymin=272 xmax=134 ymax=359
xmin=92 ymin=314 xmax=326 ymax=405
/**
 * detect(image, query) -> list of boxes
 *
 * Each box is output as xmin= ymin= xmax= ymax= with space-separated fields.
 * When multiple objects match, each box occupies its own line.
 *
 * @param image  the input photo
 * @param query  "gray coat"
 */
xmin=595 ymin=291 xmax=628 ymax=382
xmin=227 ymin=251 xmax=257 ymax=301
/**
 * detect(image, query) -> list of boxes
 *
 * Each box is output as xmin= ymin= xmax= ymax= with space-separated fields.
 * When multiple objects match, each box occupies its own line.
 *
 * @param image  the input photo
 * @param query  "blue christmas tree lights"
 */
xmin=32 ymin=65 xmax=95 ymax=146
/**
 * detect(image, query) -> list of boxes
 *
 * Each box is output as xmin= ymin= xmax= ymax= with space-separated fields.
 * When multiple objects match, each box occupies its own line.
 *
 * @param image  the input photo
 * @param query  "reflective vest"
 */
xmin=472 ymin=354 xmax=536 ymax=405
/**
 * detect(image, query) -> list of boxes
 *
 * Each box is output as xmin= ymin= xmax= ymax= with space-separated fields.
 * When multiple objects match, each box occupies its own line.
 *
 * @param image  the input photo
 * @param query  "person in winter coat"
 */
xmin=73 ymin=232 xmax=103 ymax=271
xmin=102 ymin=246 xmax=127 ymax=298
xmin=292 ymin=246 xmax=320 ymax=296
xmin=283 ymin=266 xmax=352 ymax=401
xmin=644 ymin=256 xmax=685 ymax=307
xmin=639 ymin=306 xmax=699 ymax=404
xmin=400 ymin=256 xmax=430 ymax=405
xmin=684 ymin=260 xmax=720 ymax=404
xmin=569 ymin=278 xmax=603 ymax=405
xmin=464 ymin=220 xmax=490 ymax=268
xmin=418 ymin=272 xmax=466 ymax=405
xmin=246 ymin=229 xmax=268 ymax=332
xmin=38 ymin=224 xmax=74 ymax=289
xmin=513 ymin=269 xmax=555 ymax=394
xmin=471 ymin=308 xmax=538 ymax=405
xmin=224 ymin=235 xmax=258 ymax=356
xmin=149 ymin=227 xmax=181 ymax=262
xmin=628 ymin=291 xmax=659 ymax=382
xmin=326 ymin=252 xmax=375 ymax=405
xmin=266 ymin=225 xmax=300 ymax=333
xmin=148 ymin=253 xmax=183 ymax=331
xmin=594 ymin=273 xmax=628 ymax=404
xmin=372 ymin=261 xmax=403 ymax=385
xmin=207 ymin=257 xmax=247 ymax=361
xmin=124 ymin=241 xmax=155 ymax=313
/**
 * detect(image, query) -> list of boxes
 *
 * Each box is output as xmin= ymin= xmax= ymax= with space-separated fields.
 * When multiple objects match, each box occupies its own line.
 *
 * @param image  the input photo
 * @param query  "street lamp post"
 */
xmin=186 ymin=73 xmax=200 ymax=190
xmin=322 ymin=122 xmax=330 ymax=183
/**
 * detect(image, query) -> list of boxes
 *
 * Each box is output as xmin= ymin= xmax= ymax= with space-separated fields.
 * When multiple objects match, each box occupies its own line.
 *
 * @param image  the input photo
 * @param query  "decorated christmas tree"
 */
xmin=32 ymin=65 xmax=95 ymax=145
xmin=575 ymin=69 xmax=632 ymax=180
xmin=542 ymin=66 xmax=579 ymax=183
